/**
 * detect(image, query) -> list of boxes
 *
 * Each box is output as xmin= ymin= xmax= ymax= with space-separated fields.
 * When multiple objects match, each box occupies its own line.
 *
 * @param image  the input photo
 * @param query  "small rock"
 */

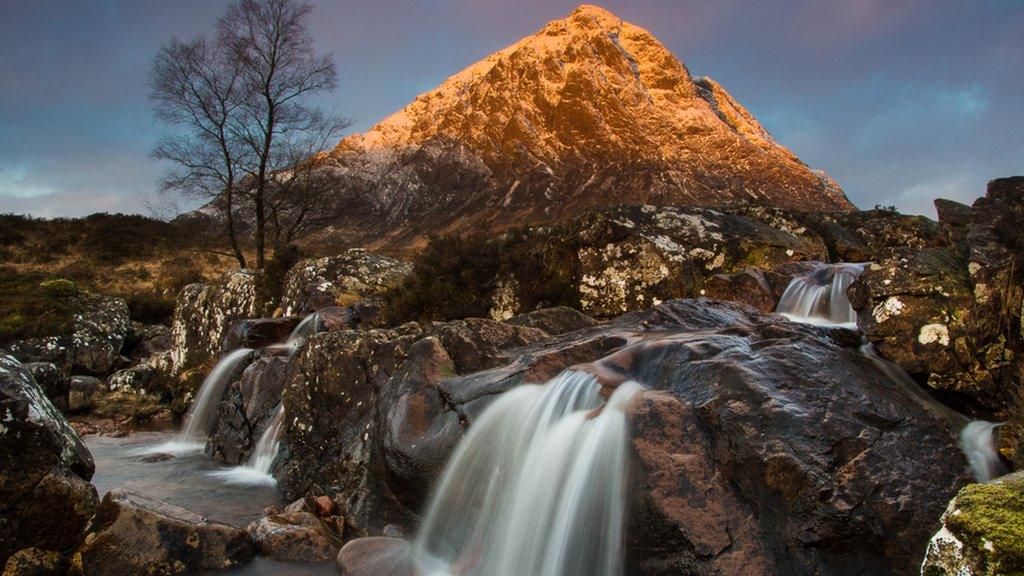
xmin=246 ymin=511 xmax=340 ymax=562
xmin=139 ymin=453 xmax=174 ymax=463
xmin=335 ymin=537 xmax=416 ymax=576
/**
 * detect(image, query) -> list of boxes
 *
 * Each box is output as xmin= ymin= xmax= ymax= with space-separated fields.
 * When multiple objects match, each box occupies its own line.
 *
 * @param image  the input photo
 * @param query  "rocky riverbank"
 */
xmin=1 ymin=177 xmax=1021 ymax=575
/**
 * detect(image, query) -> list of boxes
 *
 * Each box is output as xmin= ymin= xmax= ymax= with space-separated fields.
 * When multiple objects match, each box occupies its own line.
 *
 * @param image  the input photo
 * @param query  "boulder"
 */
xmin=0 ymin=354 xmax=98 ymax=566
xmin=922 ymin=471 xmax=1024 ymax=576
xmin=169 ymin=269 xmax=260 ymax=376
xmin=208 ymin=355 xmax=290 ymax=465
xmin=335 ymin=537 xmax=416 ymax=576
xmin=4 ymin=294 xmax=130 ymax=375
xmin=849 ymin=177 xmax=1024 ymax=423
xmin=67 ymin=376 xmax=101 ymax=413
xmin=220 ymin=317 xmax=302 ymax=353
xmin=106 ymin=364 xmax=156 ymax=395
xmin=1 ymin=548 xmax=68 ymax=576
xmin=22 ymin=363 xmax=68 ymax=412
xmin=121 ymin=323 xmax=172 ymax=364
xmin=246 ymin=511 xmax=340 ymax=562
xmin=71 ymin=490 xmax=253 ymax=575
xmin=279 ymin=250 xmax=413 ymax=316
xmin=281 ymin=299 xmax=968 ymax=573
xmin=564 ymin=205 xmax=827 ymax=317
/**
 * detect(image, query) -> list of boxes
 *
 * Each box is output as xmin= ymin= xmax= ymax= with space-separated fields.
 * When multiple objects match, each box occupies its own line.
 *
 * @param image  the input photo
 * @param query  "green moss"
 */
xmin=945 ymin=478 xmax=1024 ymax=575
xmin=0 ymin=269 xmax=79 ymax=343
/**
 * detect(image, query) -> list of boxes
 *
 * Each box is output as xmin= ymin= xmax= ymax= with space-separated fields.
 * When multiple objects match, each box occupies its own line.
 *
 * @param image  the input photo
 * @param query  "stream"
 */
xmin=86 ymin=429 xmax=336 ymax=576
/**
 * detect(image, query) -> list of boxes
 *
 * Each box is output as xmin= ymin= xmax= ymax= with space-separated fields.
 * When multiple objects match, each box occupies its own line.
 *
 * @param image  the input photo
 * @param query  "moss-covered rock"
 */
xmin=923 ymin=471 xmax=1024 ymax=576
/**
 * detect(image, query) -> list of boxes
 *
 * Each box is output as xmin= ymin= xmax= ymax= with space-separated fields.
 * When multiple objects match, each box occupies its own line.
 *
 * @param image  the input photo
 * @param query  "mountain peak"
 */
xmin=321 ymin=5 xmax=852 ymax=250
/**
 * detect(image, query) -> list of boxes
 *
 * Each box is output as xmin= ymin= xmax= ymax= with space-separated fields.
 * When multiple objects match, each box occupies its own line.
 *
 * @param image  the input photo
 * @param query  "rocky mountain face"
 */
xmin=304 ymin=4 xmax=851 ymax=252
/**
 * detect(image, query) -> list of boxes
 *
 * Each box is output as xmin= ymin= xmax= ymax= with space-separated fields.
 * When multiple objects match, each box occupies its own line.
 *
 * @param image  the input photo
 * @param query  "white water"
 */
xmin=210 ymin=404 xmax=285 ymax=486
xmin=415 ymin=371 xmax=643 ymax=576
xmin=776 ymin=262 xmax=866 ymax=327
xmin=178 ymin=347 xmax=254 ymax=445
xmin=284 ymin=313 xmax=320 ymax=350
xmin=960 ymin=421 xmax=1008 ymax=483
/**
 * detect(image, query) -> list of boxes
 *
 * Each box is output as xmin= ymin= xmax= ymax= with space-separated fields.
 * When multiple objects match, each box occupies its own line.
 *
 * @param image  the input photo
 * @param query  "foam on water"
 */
xmin=776 ymin=262 xmax=866 ymax=327
xmin=415 ymin=371 xmax=642 ymax=576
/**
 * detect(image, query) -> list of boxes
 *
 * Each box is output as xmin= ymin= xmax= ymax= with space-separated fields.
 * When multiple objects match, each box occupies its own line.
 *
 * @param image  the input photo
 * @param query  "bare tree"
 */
xmin=217 ymin=0 xmax=339 ymax=268
xmin=150 ymin=0 xmax=344 ymax=270
xmin=149 ymin=37 xmax=249 ymax=268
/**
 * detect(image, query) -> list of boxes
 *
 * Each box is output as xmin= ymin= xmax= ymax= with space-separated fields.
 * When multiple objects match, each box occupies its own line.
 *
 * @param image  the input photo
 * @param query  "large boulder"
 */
xmin=0 ymin=354 xmax=98 ymax=566
xmin=280 ymin=300 xmax=968 ymax=574
xmin=70 ymin=490 xmax=253 ymax=576
xmin=555 ymin=205 xmax=828 ymax=318
xmin=4 ymin=294 xmax=130 ymax=376
xmin=279 ymin=249 xmax=413 ymax=316
xmin=849 ymin=177 xmax=1024 ymax=426
xmin=169 ymin=270 xmax=260 ymax=376
xmin=922 ymin=471 xmax=1024 ymax=576
xmin=208 ymin=355 xmax=290 ymax=465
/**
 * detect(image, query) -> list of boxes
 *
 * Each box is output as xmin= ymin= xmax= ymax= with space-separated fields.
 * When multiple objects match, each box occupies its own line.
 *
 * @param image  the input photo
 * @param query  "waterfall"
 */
xmin=209 ymin=403 xmax=285 ymax=485
xmin=776 ymin=262 xmax=866 ymax=326
xmin=415 ymin=371 xmax=643 ymax=576
xmin=862 ymin=343 xmax=1006 ymax=482
xmin=284 ymin=313 xmax=320 ymax=351
xmin=178 ymin=347 xmax=254 ymax=445
xmin=960 ymin=421 xmax=1007 ymax=483
xmin=249 ymin=403 xmax=285 ymax=474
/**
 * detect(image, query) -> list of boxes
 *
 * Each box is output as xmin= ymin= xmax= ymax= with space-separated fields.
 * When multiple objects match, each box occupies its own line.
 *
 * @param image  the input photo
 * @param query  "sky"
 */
xmin=1 ymin=0 xmax=1022 ymax=219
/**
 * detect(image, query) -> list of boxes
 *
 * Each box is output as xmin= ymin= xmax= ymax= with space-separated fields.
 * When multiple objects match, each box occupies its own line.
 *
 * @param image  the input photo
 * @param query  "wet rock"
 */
xmin=335 ymin=537 xmax=416 ymax=576
xmin=22 ymin=363 xmax=68 ymax=412
xmin=208 ymin=355 xmax=289 ymax=465
xmin=169 ymin=269 xmax=260 ymax=376
xmin=4 ymin=294 xmax=130 ymax=376
xmin=279 ymin=250 xmax=413 ymax=316
xmin=71 ymin=490 xmax=253 ymax=575
xmin=67 ymin=376 xmax=101 ymax=413
xmin=425 ymin=318 xmax=548 ymax=373
xmin=284 ymin=299 xmax=968 ymax=574
xmin=922 ymin=471 xmax=1024 ymax=576
xmin=246 ymin=511 xmax=340 ymax=562
xmin=1 ymin=548 xmax=68 ymax=576
xmin=221 ymin=317 xmax=302 ymax=353
xmin=0 ymin=354 xmax=98 ymax=566
xmin=139 ymin=453 xmax=174 ymax=463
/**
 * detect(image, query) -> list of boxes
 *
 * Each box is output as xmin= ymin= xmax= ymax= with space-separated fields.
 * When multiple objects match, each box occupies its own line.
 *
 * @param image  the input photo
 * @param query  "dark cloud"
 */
xmin=1 ymin=0 xmax=1021 ymax=218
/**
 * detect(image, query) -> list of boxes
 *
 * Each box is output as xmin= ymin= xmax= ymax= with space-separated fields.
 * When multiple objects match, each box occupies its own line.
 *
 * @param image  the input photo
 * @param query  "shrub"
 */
xmin=0 ymin=270 xmax=79 ymax=343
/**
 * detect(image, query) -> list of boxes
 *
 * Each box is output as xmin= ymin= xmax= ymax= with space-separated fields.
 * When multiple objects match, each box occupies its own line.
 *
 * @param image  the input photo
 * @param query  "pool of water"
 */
xmin=86 ymin=430 xmax=337 ymax=576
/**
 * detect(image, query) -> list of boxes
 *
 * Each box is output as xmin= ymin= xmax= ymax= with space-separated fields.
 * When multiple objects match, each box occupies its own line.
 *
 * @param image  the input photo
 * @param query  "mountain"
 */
xmin=307 ymin=4 xmax=854 ymax=251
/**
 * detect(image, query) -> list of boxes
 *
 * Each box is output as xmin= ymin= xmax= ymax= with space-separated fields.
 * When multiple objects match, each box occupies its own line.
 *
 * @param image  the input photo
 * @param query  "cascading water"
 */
xmin=284 ymin=313 xmax=320 ymax=351
xmin=960 ymin=421 xmax=1007 ymax=483
xmin=178 ymin=347 xmax=254 ymax=446
xmin=210 ymin=403 xmax=285 ymax=485
xmin=776 ymin=262 xmax=866 ymax=326
xmin=415 ymin=371 xmax=643 ymax=576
